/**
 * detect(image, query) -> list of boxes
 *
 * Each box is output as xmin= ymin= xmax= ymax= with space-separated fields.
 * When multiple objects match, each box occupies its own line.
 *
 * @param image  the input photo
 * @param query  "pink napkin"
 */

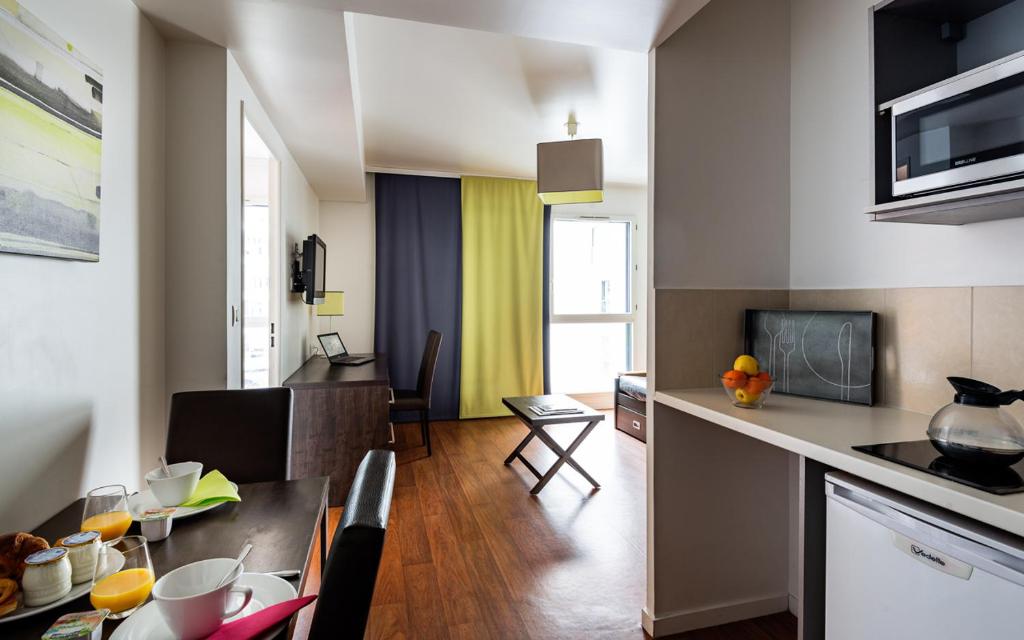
xmin=205 ymin=595 xmax=317 ymax=640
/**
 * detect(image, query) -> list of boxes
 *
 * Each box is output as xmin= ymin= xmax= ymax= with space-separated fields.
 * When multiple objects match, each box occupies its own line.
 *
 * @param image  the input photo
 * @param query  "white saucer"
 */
xmin=110 ymin=572 xmax=298 ymax=640
xmin=0 ymin=547 xmax=125 ymax=624
xmin=128 ymin=483 xmax=239 ymax=522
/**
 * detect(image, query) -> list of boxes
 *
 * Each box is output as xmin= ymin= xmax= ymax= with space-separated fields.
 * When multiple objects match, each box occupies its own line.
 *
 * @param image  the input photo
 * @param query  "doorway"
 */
xmin=242 ymin=116 xmax=281 ymax=388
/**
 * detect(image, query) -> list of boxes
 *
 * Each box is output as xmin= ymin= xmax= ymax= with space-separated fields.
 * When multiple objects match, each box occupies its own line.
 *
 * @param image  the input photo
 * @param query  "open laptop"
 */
xmin=317 ymin=332 xmax=375 ymax=366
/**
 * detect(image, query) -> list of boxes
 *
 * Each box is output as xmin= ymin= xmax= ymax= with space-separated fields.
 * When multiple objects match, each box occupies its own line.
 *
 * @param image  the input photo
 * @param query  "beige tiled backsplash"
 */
xmin=657 ymin=286 xmax=1024 ymax=418
xmin=654 ymin=289 xmax=789 ymax=390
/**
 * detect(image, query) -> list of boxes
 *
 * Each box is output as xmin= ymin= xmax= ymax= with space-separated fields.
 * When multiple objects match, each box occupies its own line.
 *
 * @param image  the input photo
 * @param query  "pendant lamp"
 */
xmin=537 ymin=115 xmax=603 ymax=205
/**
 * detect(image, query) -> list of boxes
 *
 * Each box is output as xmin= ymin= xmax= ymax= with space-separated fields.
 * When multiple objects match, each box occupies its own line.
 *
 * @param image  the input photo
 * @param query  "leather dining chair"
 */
xmin=165 ymin=387 xmax=293 ymax=484
xmin=389 ymin=330 xmax=442 ymax=457
xmin=308 ymin=449 xmax=396 ymax=640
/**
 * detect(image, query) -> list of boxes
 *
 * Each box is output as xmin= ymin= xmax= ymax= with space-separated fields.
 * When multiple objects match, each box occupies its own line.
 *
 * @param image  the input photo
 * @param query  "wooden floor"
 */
xmin=293 ymin=415 xmax=795 ymax=640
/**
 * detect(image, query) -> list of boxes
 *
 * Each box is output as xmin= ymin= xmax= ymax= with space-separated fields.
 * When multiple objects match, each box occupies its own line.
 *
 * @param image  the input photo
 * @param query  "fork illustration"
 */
xmin=779 ymin=318 xmax=796 ymax=392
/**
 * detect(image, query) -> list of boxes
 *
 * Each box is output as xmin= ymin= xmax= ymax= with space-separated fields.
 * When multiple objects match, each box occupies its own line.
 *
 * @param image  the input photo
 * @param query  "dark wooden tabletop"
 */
xmin=5 ymin=477 xmax=328 ymax=639
xmin=283 ymin=354 xmax=389 ymax=389
xmin=502 ymin=394 xmax=606 ymax=426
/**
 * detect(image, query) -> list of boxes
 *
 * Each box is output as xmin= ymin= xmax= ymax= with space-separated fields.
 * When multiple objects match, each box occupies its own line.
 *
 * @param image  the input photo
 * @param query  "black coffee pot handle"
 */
xmin=996 ymin=389 xmax=1024 ymax=405
xmin=948 ymin=376 xmax=1024 ymax=406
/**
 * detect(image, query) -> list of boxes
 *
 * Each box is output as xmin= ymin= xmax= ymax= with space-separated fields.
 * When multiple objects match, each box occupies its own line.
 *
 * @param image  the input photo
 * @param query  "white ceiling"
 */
xmin=134 ymin=0 xmax=710 ymax=200
xmin=353 ymin=14 xmax=648 ymax=185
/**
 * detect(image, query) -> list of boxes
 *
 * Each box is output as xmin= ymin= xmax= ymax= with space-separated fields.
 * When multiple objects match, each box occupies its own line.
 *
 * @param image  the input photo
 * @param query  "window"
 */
xmin=550 ymin=217 xmax=635 ymax=394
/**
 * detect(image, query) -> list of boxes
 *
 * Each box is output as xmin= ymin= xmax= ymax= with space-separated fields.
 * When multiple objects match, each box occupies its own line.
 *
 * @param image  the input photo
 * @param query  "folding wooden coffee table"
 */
xmin=502 ymin=394 xmax=605 ymax=495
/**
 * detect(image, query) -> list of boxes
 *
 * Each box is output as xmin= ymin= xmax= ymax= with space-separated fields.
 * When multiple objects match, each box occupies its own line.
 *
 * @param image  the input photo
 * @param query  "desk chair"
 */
xmin=389 ymin=330 xmax=442 ymax=457
xmin=308 ymin=449 xmax=396 ymax=640
xmin=165 ymin=387 xmax=293 ymax=483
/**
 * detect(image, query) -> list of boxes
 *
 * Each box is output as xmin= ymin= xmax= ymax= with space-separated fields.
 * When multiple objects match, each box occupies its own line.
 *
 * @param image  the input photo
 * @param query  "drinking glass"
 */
xmin=90 ymin=535 xmax=155 ymax=619
xmin=82 ymin=484 xmax=132 ymax=542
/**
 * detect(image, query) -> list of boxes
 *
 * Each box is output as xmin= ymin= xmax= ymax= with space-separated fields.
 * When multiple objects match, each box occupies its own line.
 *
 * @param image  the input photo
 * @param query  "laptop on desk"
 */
xmin=317 ymin=332 xmax=375 ymax=366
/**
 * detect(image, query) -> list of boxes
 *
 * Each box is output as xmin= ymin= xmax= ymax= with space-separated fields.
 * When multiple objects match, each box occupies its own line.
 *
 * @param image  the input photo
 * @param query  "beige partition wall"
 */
xmin=646 ymin=0 xmax=793 ymax=632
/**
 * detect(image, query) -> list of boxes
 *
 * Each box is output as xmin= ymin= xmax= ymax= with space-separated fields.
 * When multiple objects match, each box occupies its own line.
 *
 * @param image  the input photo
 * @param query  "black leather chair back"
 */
xmin=308 ymin=450 xmax=396 ymax=640
xmin=165 ymin=387 xmax=293 ymax=484
xmin=415 ymin=330 xmax=443 ymax=408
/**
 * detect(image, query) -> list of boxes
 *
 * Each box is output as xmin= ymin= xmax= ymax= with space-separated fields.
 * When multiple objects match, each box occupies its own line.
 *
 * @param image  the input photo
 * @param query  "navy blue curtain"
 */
xmin=374 ymin=173 xmax=462 ymax=421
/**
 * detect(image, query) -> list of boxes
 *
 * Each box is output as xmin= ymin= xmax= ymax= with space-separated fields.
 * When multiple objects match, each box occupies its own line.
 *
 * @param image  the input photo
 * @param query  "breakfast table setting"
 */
xmin=0 ymin=459 xmax=328 ymax=640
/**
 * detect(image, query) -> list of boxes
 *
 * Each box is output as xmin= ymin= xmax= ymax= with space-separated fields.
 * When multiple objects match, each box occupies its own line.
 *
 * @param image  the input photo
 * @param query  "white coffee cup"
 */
xmin=146 ymin=461 xmax=203 ymax=507
xmin=152 ymin=558 xmax=253 ymax=640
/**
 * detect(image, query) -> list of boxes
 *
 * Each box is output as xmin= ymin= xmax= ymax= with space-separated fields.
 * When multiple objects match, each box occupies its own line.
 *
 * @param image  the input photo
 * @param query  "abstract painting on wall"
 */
xmin=0 ymin=1 xmax=102 ymax=261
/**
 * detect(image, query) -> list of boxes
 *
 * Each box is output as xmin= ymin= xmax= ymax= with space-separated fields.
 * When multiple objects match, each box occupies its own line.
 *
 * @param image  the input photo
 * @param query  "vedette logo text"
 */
xmin=911 ymin=544 xmax=946 ymax=566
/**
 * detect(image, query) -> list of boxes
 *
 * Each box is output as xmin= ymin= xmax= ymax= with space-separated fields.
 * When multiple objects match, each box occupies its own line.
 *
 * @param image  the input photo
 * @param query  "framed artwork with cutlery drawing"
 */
xmin=744 ymin=309 xmax=877 ymax=406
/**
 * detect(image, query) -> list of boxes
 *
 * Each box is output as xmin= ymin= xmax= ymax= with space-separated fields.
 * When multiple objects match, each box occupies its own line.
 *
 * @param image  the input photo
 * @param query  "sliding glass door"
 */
xmin=549 ymin=216 xmax=635 ymax=394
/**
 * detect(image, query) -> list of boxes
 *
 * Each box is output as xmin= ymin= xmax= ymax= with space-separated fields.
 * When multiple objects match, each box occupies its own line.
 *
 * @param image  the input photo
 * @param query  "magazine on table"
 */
xmin=528 ymin=404 xmax=583 ymax=416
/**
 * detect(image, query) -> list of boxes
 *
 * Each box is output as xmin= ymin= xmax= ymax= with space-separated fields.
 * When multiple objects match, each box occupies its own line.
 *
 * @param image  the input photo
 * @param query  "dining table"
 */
xmin=4 ymin=476 xmax=329 ymax=639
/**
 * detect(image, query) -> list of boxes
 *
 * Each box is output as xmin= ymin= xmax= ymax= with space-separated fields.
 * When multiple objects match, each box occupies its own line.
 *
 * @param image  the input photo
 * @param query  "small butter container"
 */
xmin=42 ymin=609 xmax=109 ymax=640
xmin=22 ymin=547 xmax=72 ymax=607
xmin=57 ymin=530 xmax=102 ymax=584
xmin=139 ymin=508 xmax=175 ymax=541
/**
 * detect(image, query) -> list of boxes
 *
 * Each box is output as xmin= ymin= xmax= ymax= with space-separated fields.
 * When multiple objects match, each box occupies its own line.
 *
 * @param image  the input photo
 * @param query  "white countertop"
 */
xmin=655 ymin=388 xmax=1024 ymax=538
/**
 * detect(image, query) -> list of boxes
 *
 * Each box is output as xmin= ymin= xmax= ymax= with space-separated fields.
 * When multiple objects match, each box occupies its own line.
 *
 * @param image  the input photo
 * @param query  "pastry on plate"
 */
xmin=0 ymin=577 xmax=18 ymax=617
xmin=0 ymin=532 xmax=50 ymax=581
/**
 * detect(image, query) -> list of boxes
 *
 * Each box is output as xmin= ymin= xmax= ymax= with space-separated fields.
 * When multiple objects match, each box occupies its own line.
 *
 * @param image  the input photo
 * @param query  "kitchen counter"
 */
xmin=645 ymin=388 xmax=1024 ymax=639
xmin=654 ymin=388 xmax=1024 ymax=537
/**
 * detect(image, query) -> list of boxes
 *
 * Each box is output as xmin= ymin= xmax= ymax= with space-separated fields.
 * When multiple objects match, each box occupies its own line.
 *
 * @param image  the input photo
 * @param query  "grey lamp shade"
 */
xmin=536 ymin=138 xmax=604 ymax=205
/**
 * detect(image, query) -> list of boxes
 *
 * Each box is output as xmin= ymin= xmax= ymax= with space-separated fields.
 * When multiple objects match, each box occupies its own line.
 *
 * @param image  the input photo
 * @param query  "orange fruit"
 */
xmin=722 ymin=370 xmax=748 ymax=389
xmin=745 ymin=377 xmax=769 ymax=394
xmin=755 ymin=371 xmax=772 ymax=383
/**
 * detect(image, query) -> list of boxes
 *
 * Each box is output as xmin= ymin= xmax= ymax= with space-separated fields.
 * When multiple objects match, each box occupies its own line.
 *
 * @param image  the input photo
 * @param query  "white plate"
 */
xmin=110 ymin=572 xmax=298 ymax=640
xmin=128 ymin=483 xmax=239 ymax=522
xmin=0 ymin=548 xmax=125 ymax=624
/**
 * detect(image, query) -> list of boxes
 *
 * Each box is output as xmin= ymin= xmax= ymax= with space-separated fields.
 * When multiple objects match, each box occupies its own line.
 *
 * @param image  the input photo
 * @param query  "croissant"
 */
xmin=0 ymin=532 xmax=50 ymax=581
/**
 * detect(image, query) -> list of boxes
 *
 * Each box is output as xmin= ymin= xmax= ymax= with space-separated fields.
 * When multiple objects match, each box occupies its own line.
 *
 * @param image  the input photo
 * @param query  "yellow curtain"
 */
xmin=460 ymin=176 xmax=544 ymax=419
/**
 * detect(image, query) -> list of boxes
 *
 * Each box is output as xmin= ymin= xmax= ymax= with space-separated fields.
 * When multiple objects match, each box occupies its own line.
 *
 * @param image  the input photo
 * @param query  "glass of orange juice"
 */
xmin=90 ymin=535 xmax=155 ymax=619
xmin=82 ymin=485 xmax=132 ymax=542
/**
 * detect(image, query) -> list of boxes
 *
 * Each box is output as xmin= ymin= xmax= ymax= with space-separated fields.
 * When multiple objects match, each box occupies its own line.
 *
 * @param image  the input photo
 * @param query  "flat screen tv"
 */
xmin=302 ymin=234 xmax=326 ymax=304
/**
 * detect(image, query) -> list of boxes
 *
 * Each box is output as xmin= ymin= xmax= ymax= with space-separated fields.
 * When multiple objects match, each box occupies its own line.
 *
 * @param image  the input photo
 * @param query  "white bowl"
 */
xmin=145 ymin=462 xmax=202 ymax=507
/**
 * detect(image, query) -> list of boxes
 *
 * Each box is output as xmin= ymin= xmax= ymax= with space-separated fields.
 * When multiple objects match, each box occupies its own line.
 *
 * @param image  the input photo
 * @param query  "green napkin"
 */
xmin=179 ymin=470 xmax=240 ymax=508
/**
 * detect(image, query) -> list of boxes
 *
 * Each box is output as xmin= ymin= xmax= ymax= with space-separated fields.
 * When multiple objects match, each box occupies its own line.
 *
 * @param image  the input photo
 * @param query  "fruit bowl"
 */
xmin=721 ymin=373 xmax=774 ymax=409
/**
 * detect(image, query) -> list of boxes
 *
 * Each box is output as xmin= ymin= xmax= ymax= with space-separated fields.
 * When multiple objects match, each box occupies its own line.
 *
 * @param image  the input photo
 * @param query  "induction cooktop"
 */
xmin=853 ymin=439 xmax=1024 ymax=495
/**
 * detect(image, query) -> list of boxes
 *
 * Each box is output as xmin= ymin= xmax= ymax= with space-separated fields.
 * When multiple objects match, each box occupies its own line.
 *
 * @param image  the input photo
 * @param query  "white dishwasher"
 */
xmin=825 ymin=472 xmax=1024 ymax=639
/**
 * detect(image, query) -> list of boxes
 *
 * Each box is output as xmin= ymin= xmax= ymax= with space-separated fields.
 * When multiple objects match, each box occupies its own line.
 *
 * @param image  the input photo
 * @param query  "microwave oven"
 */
xmin=885 ymin=52 xmax=1024 ymax=198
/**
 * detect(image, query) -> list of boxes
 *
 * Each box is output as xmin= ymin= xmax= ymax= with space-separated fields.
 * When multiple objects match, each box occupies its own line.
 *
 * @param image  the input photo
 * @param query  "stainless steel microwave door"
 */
xmin=891 ymin=54 xmax=1024 ymax=197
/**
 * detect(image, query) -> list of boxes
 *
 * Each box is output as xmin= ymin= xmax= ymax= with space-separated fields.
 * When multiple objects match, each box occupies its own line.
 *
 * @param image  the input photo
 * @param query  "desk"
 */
xmin=6 ymin=477 xmax=329 ymax=639
xmin=284 ymin=355 xmax=390 ymax=505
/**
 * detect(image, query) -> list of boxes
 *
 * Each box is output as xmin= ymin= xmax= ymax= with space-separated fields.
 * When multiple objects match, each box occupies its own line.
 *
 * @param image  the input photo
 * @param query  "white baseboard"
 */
xmin=788 ymin=593 xmax=800 ymax=616
xmin=641 ymin=594 xmax=790 ymax=637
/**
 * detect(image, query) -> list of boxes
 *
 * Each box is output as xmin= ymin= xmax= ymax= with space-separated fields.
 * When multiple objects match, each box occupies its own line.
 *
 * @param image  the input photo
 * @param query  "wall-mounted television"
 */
xmin=291 ymin=234 xmax=326 ymax=304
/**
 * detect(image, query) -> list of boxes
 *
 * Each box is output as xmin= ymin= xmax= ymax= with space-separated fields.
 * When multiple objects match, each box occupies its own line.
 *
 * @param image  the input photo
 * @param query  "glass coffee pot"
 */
xmin=928 ymin=377 xmax=1024 ymax=466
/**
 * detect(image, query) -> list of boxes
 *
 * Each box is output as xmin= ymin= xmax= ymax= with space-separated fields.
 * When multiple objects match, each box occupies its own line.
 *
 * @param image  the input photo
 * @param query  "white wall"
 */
xmin=0 ymin=0 xmax=165 ymax=531
xmin=226 ymin=53 xmax=319 ymax=382
xmin=790 ymin=0 xmax=1024 ymax=289
xmin=318 ymin=176 xmax=376 ymax=353
xmin=652 ymin=0 xmax=790 ymax=290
